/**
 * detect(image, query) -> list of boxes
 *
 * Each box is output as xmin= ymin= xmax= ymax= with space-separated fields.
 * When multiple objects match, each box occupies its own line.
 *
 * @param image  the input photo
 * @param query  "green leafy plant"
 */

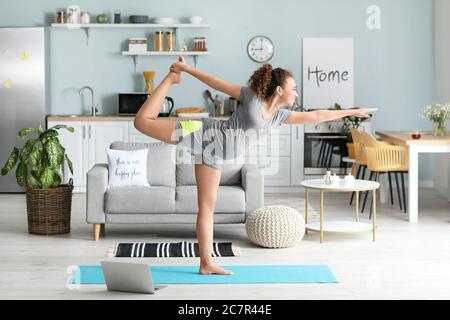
xmin=335 ymin=103 xmax=372 ymax=143
xmin=1 ymin=124 xmax=74 ymax=189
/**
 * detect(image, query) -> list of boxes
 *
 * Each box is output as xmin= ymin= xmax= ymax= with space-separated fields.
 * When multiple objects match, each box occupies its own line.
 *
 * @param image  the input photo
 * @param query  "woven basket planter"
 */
xmin=25 ymin=181 xmax=74 ymax=235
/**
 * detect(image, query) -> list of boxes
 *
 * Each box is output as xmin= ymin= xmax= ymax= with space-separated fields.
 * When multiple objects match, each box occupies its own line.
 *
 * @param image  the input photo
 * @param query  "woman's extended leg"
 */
xmin=134 ymin=72 xmax=180 ymax=144
xmin=195 ymin=163 xmax=233 ymax=275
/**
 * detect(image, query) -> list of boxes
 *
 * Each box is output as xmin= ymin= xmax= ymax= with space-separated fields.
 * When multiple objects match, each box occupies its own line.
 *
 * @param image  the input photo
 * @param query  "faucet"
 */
xmin=79 ymin=86 xmax=98 ymax=116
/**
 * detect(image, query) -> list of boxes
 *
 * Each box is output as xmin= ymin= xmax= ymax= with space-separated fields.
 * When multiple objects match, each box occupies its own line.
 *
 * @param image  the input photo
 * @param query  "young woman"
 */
xmin=134 ymin=57 xmax=376 ymax=275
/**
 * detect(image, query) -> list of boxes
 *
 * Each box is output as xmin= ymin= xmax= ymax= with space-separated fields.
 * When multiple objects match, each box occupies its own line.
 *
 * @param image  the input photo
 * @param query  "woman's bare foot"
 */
xmin=199 ymin=264 xmax=234 ymax=275
xmin=167 ymin=71 xmax=181 ymax=84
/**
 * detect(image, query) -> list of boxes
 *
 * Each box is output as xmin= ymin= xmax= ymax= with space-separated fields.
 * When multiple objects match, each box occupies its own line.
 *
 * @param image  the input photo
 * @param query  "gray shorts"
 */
xmin=175 ymin=120 xmax=223 ymax=170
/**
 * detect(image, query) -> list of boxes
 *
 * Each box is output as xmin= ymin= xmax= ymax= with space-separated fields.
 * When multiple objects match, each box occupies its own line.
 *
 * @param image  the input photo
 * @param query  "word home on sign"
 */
xmin=307 ymin=66 xmax=350 ymax=88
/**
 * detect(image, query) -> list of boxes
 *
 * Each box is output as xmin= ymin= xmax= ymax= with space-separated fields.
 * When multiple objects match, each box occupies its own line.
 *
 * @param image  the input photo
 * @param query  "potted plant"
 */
xmin=335 ymin=103 xmax=372 ymax=159
xmin=1 ymin=124 xmax=75 ymax=235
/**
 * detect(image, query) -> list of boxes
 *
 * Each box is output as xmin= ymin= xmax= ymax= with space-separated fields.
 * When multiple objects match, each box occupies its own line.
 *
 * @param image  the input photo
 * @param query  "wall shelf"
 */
xmin=51 ymin=23 xmax=211 ymax=70
xmin=51 ymin=23 xmax=210 ymax=29
xmin=122 ymin=51 xmax=210 ymax=70
xmin=122 ymin=51 xmax=210 ymax=55
xmin=51 ymin=23 xmax=210 ymax=45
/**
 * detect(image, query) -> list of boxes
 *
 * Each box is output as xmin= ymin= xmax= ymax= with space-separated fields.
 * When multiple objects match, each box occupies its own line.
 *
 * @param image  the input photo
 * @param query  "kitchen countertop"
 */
xmin=46 ymin=115 xmax=231 ymax=121
xmin=46 ymin=112 xmax=370 ymax=123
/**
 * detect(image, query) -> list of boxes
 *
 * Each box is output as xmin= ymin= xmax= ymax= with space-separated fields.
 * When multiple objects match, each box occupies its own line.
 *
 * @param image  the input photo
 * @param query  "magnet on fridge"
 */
xmin=3 ymin=79 xmax=13 ymax=89
xmin=21 ymin=51 xmax=30 ymax=60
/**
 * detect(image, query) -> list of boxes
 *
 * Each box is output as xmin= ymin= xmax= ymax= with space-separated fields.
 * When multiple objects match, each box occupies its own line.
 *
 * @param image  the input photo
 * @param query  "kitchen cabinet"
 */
xmin=46 ymin=117 xmax=304 ymax=191
xmin=47 ymin=120 xmax=128 ymax=191
xmin=290 ymin=124 xmax=304 ymax=186
xmin=129 ymin=120 xmax=302 ymax=189
xmin=50 ymin=121 xmax=87 ymax=188
xmin=242 ymin=125 xmax=302 ymax=187
xmin=131 ymin=120 xmax=302 ymax=188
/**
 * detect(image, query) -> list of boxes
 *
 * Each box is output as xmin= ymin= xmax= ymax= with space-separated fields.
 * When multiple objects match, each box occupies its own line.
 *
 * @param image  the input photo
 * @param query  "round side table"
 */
xmin=301 ymin=179 xmax=380 ymax=243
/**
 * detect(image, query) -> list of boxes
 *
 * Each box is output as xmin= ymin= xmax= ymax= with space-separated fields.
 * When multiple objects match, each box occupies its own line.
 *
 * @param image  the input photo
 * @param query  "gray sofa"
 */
xmin=86 ymin=141 xmax=264 ymax=240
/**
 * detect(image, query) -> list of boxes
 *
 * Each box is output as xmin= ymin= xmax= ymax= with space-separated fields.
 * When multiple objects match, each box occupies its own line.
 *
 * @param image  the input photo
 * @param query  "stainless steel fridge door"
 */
xmin=0 ymin=27 xmax=46 ymax=192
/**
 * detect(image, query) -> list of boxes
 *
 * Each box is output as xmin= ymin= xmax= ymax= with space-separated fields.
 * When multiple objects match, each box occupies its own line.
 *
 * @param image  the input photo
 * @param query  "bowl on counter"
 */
xmin=129 ymin=15 xmax=149 ymax=23
xmin=410 ymin=130 xmax=422 ymax=140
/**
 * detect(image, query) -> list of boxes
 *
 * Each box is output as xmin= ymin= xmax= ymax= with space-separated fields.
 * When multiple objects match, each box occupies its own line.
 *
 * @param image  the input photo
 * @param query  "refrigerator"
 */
xmin=0 ymin=27 xmax=46 ymax=192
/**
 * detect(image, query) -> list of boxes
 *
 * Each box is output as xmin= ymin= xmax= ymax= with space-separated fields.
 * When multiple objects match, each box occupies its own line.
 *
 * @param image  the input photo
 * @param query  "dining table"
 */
xmin=375 ymin=131 xmax=450 ymax=223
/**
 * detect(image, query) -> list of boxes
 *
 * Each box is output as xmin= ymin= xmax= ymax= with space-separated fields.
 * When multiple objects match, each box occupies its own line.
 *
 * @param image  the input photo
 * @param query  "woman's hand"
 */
xmin=349 ymin=108 xmax=378 ymax=118
xmin=170 ymin=56 xmax=187 ymax=73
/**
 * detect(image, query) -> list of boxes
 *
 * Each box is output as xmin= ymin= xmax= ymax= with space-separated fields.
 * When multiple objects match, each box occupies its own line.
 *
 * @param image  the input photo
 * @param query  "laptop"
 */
xmin=101 ymin=261 xmax=165 ymax=294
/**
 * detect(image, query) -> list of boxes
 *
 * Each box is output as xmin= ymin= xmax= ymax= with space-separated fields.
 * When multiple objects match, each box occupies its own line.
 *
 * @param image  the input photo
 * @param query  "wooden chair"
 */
xmin=360 ymin=131 xmax=409 ymax=217
xmin=349 ymin=128 xmax=368 ymax=205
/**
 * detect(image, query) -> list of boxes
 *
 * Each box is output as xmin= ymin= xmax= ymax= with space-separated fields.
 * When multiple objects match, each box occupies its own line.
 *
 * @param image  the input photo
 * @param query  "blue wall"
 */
xmin=1 ymin=0 xmax=435 ymax=179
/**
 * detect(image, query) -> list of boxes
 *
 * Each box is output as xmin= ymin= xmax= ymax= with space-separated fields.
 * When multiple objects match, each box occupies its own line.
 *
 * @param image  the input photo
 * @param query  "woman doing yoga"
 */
xmin=134 ymin=56 xmax=376 ymax=275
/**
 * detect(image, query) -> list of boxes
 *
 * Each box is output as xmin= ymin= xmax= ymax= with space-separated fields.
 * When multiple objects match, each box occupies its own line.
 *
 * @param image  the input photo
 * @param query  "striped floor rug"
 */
xmin=111 ymin=241 xmax=239 ymax=258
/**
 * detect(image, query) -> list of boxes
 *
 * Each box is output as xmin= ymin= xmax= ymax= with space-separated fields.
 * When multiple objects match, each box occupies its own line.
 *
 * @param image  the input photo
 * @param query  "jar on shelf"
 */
xmin=165 ymin=31 xmax=175 ymax=51
xmin=66 ymin=5 xmax=81 ymax=24
xmin=56 ymin=11 xmax=65 ymax=24
xmin=193 ymin=37 xmax=207 ymax=51
xmin=80 ymin=12 xmax=91 ymax=24
xmin=155 ymin=31 xmax=164 ymax=52
xmin=114 ymin=11 xmax=122 ymax=24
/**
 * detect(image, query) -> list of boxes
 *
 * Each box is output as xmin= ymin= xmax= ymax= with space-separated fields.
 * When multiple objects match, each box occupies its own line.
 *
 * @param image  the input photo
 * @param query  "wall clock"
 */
xmin=247 ymin=35 xmax=274 ymax=63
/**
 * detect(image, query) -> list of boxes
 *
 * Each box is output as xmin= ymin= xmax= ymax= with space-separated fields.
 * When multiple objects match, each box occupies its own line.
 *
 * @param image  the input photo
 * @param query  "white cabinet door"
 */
xmin=128 ymin=121 xmax=162 ymax=143
xmin=290 ymin=124 xmax=304 ymax=185
xmin=88 ymin=121 xmax=129 ymax=169
xmin=247 ymin=156 xmax=291 ymax=186
xmin=47 ymin=121 xmax=88 ymax=187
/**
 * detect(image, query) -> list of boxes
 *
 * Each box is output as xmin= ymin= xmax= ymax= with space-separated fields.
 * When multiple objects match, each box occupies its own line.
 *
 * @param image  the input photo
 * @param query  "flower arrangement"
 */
xmin=421 ymin=103 xmax=450 ymax=136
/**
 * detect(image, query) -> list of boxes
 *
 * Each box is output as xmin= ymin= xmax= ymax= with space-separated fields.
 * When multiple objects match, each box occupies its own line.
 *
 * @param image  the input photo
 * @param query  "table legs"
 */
xmin=305 ymin=189 xmax=308 ymax=235
xmin=373 ymin=189 xmax=377 ymax=242
xmin=408 ymin=146 xmax=419 ymax=223
xmin=320 ymin=190 xmax=324 ymax=243
xmin=355 ymin=191 xmax=359 ymax=222
xmin=305 ymin=187 xmax=376 ymax=243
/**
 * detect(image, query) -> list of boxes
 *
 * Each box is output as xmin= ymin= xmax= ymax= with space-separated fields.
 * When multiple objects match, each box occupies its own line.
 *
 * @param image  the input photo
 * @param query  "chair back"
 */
xmin=350 ymin=128 xmax=366 ymax=165
xmin=361 ymin=131 xmax=409 ymax=172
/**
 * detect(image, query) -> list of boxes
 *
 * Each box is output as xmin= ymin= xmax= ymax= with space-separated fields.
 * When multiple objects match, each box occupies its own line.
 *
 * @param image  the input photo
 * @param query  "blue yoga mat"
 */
xmin=70 ymin=265 xmax=337 ymax=284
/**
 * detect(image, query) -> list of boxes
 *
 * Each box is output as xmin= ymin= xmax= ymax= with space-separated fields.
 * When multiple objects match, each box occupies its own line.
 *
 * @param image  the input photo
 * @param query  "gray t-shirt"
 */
xmin=176 ymin=86 xmax=292 ymax=168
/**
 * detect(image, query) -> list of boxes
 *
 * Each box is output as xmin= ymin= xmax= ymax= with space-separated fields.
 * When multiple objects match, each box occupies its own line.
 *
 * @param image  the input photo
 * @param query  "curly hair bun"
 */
xmin=248 ymin=64 xmax=273 ymax=101
xmin=248 ymin=64 xmax=292 ymax=101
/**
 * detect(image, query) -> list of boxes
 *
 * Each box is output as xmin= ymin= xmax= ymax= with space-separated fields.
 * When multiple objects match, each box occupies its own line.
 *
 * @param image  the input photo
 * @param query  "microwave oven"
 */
xmin=118 ymin=93 xmax=150 ymax=115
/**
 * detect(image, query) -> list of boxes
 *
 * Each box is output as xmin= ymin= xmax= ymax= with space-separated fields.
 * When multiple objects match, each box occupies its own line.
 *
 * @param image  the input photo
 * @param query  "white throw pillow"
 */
xmin=106 ymin=148 xmax=150 ymax=187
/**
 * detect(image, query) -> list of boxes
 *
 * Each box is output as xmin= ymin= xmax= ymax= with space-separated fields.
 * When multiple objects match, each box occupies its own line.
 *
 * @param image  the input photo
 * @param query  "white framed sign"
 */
xmin=302 ymin=38 xmax=354 ymax=108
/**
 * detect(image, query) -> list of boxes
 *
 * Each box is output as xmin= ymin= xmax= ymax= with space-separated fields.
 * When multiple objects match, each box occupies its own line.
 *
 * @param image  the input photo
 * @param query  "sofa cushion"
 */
xmin=110 ymin=141 xmax=176 ymax=187
xmin=175 ymin=185 xmax=245 ymax=214
xmin=105 ymin=186 xmax=175 ymax=214
xmin=176 ymin=163 xmax=242 ymax=186
xmin=106 ymin=148 xmax=150 ymax=187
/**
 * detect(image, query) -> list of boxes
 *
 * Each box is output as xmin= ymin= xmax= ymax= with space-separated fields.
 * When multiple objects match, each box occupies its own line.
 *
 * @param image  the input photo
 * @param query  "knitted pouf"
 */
xmin=245 ymin=206 xmax=305 ymax=248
